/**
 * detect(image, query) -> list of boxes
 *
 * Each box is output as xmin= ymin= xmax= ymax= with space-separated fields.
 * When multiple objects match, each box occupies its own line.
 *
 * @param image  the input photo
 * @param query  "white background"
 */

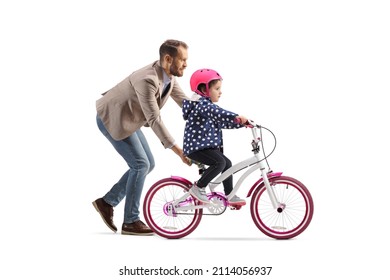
xmin=1 ymin=0 xmax=389 ymax=279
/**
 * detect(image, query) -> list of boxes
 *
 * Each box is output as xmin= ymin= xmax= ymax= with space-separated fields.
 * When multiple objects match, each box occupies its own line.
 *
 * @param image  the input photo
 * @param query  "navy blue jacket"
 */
xmin=182 ymin=96 xmax=243 ymax=156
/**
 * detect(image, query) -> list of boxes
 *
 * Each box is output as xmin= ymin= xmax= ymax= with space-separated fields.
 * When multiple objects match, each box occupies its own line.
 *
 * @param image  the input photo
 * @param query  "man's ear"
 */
xmin=164 ymin=54 xmax=173 ymax=64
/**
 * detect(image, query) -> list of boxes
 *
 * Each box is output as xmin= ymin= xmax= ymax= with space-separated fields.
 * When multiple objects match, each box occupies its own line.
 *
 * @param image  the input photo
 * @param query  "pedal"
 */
xmin=229 ymin=205 xmax=242 ymax=210
xmin=227 ymin=201 xmax=246 ymax=210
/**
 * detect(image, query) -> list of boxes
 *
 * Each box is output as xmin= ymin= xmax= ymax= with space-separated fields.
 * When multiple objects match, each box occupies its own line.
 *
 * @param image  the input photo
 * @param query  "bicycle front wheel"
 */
xmin=143 ymin=178 xmax=203 ymax=239
xmin=250 ymin=176 xmax=314 ymax=239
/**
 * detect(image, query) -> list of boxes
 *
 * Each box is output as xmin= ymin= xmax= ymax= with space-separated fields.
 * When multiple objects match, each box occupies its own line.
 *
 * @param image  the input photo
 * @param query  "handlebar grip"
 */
xmin=244 ymin=120 xmax=255 ymax=128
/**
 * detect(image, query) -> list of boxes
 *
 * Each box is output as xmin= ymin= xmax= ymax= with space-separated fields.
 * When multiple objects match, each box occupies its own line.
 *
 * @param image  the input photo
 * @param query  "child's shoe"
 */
xmin=189 ymin=183 xmax=209 ymax=203
xmin=228 ymin=195 xmax=246 ymax=206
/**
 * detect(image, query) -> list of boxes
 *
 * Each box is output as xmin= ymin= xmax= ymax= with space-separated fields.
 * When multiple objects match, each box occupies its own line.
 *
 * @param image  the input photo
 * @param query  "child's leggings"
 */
xmin=187 ymin=148 xmax=233 ymax=195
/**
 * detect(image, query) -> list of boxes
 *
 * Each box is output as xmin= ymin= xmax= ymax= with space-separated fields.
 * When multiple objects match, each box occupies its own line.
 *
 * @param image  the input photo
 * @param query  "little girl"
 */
xmin=182 ymin=68 xmax=247 ymax=205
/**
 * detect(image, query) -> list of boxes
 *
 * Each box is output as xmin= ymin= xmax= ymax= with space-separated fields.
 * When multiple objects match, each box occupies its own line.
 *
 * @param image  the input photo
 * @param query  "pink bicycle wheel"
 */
xmin=250 ymin=176 xmax=314 ymax=239
xmin=143 ymin=178 xmax=203 ymax=239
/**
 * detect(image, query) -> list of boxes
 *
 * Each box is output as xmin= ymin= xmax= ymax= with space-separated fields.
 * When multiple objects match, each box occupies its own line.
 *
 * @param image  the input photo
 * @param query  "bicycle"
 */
xmin=143 ymin=120 xmax=314 ymax=239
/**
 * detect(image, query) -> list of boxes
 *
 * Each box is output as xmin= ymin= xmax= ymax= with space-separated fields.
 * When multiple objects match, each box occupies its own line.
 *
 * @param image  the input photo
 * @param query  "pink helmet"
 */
xmin=190 ymin=68 xmax=222 ymax=97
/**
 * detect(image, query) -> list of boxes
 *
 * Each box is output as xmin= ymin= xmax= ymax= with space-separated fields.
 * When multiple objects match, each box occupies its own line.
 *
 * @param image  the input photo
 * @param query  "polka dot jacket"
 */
xmin=182 ymin=96 xmax=243 ymax=156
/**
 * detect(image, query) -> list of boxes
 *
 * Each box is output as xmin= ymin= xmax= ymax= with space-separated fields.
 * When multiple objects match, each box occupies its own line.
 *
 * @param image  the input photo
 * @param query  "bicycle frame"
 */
xmin=209 ymin=125 xmax=280 ymax=209
xmin=143 ymin=121 xmax=314 ymax=239
xmin=210 ymin=156 xmax=280 ymax=208
xmin=171 ymin=123 xmax=281 ymax=210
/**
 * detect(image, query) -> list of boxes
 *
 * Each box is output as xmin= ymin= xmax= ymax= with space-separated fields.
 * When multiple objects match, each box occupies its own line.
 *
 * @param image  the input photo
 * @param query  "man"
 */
xmin=93 ymin=39 xmax=190 ymax=235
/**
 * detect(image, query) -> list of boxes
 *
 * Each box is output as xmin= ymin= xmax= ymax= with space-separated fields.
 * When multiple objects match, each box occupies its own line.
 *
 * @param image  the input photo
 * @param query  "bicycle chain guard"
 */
xmin=206 ymin=193 xmax=228 ymax=215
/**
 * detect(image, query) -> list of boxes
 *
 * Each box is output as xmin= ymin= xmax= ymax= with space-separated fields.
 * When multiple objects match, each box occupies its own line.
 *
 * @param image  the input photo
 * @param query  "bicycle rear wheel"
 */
xmin=143 ymin=178 xmax=202 ymax=239
xmin=250 ymin=176 xmax=314 ymax=239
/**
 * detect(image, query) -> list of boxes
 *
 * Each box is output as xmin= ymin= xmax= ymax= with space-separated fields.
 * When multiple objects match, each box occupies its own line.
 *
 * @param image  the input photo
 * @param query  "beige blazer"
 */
xmin=96 ymin=61 xmax=188 ymax=148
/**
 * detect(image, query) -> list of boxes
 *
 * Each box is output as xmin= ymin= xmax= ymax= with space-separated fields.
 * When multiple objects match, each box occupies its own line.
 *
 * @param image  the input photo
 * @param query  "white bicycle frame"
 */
xmin=170 ymin=121 xmax=280 ymax=211
xmin=209 ymin=123 xmax=279 ymax=208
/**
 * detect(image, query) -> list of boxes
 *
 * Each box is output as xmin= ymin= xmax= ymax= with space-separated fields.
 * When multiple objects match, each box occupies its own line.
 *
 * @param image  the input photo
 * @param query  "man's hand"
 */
xmin=171 ymin=145 xmax=191 ymax=166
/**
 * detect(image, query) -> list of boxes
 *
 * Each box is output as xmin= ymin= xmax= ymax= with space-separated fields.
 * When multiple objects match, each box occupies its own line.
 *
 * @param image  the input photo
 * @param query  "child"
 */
xmin=182 ymin=68 xmax=247 ymax=205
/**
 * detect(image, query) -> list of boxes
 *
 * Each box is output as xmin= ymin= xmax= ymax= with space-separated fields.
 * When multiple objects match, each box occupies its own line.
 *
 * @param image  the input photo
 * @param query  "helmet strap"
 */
xmin=195 ymin=89 xmax=209 ymax=97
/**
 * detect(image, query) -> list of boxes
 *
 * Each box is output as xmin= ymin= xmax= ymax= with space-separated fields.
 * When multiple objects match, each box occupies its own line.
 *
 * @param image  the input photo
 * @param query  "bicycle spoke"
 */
xmin=143 ymin=179 xmax=202 ymax=238
xmin=250 ymin=176 xmax=313 ymax=239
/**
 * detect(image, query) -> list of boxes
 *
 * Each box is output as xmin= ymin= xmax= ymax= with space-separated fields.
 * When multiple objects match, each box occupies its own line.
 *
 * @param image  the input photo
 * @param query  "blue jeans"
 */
xmin=96 ymin=115 xmax=155 ymax=223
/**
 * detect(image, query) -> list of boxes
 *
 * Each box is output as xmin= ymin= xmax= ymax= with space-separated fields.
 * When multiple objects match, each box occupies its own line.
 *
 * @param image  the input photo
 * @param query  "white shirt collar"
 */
xmin=162 ymin=70 xmax=171 ymax=87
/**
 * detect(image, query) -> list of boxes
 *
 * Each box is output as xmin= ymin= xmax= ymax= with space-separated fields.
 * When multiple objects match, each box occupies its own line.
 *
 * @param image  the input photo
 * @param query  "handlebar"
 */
xmin=190 ymin=120 xmax=276 ymax=171
xmin=236 ymin=117 xmax=259 ymax=128
xmin=244 ymin=119 xmax=261 ymax=129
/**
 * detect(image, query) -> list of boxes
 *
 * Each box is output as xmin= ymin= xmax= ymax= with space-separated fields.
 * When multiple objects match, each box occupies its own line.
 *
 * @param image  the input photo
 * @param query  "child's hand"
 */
xmin=235 ymin=115 xmax=248 ymax=125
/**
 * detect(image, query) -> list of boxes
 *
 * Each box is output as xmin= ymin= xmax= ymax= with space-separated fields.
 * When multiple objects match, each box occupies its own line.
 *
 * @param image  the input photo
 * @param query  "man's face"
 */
xmin=169 ymin=46 xmax=188 ymax=77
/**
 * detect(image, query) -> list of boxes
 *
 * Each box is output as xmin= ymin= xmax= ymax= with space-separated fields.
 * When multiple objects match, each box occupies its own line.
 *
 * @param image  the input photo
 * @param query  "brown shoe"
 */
xmin=92 ymin=198 xmax=117 ymax=232
xmin=121 ymin=220 xmax=154 ymax=236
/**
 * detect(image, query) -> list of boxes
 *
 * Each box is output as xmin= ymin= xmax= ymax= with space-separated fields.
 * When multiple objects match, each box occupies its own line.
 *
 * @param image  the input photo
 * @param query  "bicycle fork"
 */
xmin=258 ymin=163 xmax=280 ymax=210
xmin=250 ymin=125 xmax=282 ymax=211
